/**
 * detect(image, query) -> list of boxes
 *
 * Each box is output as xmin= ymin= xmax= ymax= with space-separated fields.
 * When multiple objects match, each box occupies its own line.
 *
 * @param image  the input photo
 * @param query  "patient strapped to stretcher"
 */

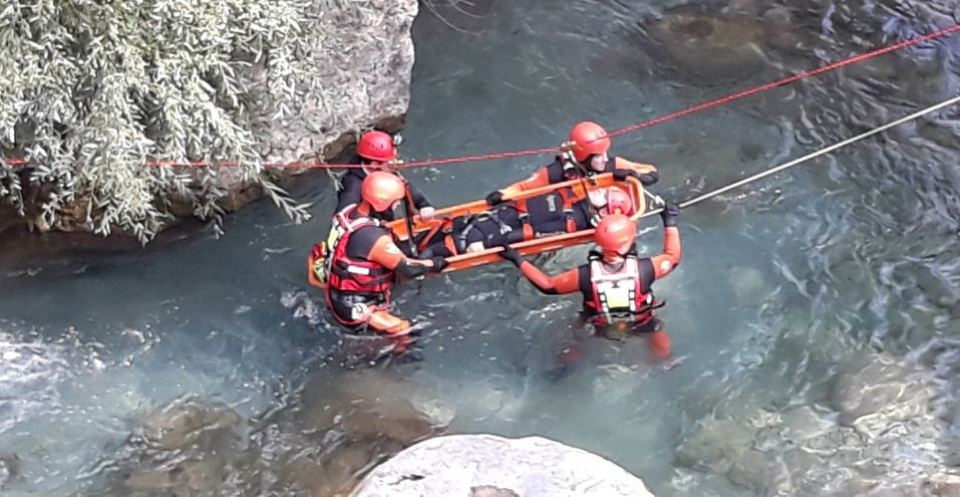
xmin=417 ymin=186 xmax=635 ymax=258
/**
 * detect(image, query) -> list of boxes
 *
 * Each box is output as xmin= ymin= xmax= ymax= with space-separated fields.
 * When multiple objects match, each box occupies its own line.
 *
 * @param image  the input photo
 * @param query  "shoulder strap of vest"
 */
xmin=338 ymin=205 xmax=379 ymax=232
xmin=547 ymin=158 xmax=569 ymax=183
xmin=624 ymin=255 xmax=640 ymax=274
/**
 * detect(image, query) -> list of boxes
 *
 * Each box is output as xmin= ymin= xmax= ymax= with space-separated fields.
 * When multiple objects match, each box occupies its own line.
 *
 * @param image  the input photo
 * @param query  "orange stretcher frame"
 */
xmin=385 ymin=172 xmax=648 ymax=273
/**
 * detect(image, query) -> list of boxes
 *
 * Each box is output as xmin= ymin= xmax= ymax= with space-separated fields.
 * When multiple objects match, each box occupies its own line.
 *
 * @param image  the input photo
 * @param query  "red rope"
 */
xmin=4 ymin=22 xmax=960 ymax=171
xmin=392 ymin=146 xmax=558 ymax=170
xmin=607 ymin=22 xmax=960 ymax=138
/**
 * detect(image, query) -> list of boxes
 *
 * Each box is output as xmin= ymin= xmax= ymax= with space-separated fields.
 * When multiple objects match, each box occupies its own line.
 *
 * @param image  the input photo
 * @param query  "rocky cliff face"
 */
xmin=250 ymin=0 xmax=418 ymax=164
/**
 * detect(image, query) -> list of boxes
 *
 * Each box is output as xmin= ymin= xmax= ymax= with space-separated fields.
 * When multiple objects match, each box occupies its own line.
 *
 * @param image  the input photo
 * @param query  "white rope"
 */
xmin=641 ymin=94 xmax=960 ymax=218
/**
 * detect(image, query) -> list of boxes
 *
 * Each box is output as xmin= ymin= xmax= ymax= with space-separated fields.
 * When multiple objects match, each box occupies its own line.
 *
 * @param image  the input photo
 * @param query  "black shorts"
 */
xmin=328 ymin=289 xmax=387 ymax=326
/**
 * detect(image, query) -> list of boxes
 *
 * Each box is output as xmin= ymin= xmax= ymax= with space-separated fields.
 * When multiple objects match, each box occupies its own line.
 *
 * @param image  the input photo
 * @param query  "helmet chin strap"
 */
xmin=603 ymin=240 xmax=636 ymax=260
xmin=603 ymin=246 xmax=628 ymax=257
xmin=559 ymin=141 xmax=589 ymax=177
xmin=602 ymin=251 xmax=628 ymax=268
xmin=358 ymin=201 xmax=389 ymax=220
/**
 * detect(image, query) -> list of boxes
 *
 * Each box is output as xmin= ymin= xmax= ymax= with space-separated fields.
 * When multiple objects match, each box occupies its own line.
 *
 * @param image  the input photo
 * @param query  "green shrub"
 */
xmin=0 ymin=0 xmax=320 ymax=242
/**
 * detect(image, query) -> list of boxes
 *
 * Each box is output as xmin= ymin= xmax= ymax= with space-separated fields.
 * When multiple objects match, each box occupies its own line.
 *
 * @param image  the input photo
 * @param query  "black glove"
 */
xmin=660 ymin=200 xmax=680 ymax=227
xmin=498 ymin=244 xmax=523 ymax=266
xmin=612 ymin=169 xmax=636 ymax=182
xmin=430 ymin=257 xmax=449 ymax=273
xmin=638 ymin=171 xmax=659 ymax=186
xmin=485 ymin=191 xmax=504 ymax=206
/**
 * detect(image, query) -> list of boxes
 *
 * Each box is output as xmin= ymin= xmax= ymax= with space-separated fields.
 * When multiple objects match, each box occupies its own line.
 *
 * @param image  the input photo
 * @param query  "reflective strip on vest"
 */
xmin=589 ymin=257 xmax=647 ymax=315
xmin=346 ymin=265 xmax=371 ymax=275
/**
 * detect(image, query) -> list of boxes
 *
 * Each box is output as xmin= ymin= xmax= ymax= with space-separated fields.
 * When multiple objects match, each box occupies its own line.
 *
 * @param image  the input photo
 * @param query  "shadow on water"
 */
xmin=3 ymin=0 xmax=960 ymax=495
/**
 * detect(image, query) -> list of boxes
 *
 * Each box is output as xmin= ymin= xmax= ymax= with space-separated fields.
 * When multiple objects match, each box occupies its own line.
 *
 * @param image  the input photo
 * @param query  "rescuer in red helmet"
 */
xmin=320 ymin=171 xmax=448 ymax=339
xmin=484 ymin=121 xmax=659 ymax=206
xmin=334 ymin=130 xmax=435 ymax=221
xmin=498 ymin=201 xmax=682 ymax=357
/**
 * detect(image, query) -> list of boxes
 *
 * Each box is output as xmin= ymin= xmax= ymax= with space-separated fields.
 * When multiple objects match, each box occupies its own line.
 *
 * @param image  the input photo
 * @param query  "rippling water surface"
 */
xmin=2 ymin=0 xmax=960 ymax=495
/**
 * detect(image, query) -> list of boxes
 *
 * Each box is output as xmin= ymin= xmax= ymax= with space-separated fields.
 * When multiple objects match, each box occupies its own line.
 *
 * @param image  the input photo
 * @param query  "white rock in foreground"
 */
xmin=350 ymin=434 xmax=654 ymax=497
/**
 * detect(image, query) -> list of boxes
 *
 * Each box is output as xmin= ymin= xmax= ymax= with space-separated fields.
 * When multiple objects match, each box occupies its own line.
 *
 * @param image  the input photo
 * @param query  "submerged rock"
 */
xmin=675 ymin=352 xmax=944 ymax=496
xmin=828 ymin=355 xmax=935 ymax=438
xmin=675 ymin=418 xmax=752 ymax=474
xmin=271 ymin=369 xmax=452 ymax=496
xmin=98 ymin=368 xmax=452 ymax=497
xmin=115 ymin=398 xmax=248 ymax=496
xmin=140 ymin=398 xmax=246 ymax=451
xmin=350 ymin=434 xmax=654 ymax=497
xmin=0 ymin=454 xmax=19 ymax=490
xmin=642 ymin=3 xmax=800 ymax=85
xmin=296 ymin=368 xmax=451 ymax=444
xmin=729 ymin=265 xmax=777 ymax=304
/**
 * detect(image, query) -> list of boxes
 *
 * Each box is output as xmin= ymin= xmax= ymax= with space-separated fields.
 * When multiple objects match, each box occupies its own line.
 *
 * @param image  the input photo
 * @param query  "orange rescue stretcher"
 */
xmin=386 ymin=172 xmax=649 ymax=273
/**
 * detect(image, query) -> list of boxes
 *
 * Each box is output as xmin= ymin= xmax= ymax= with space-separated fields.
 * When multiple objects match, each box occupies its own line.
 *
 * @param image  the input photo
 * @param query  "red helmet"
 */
xmin=361 ymin=171 xmax=405 ymax=212
xmin=605 ymin=187 xmax=634 ymax=216
xmin=595 ymin=213 xmax=636 ymax=255
xmin=570 ymin=121 xmax=611 ymax=163
xmin=357 ymin=131 xmax=397 ymax=163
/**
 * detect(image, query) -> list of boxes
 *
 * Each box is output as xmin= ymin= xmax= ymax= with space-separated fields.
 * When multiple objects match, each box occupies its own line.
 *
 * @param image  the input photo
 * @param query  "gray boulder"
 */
xmin=829 ymin=355 xmax=935 ymax=438
xmin=350 ymin=434 xmax=654 ymax=497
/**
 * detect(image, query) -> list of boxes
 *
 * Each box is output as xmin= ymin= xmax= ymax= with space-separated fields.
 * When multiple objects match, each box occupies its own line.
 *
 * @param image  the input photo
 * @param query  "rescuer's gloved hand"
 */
xmin=430 ymin=257 xmax=449 ymax=272
xmin=612 ymin=169 xmax=635 ymax=182
xmin=660 ymin=200 xmax=680 ymax=227
xmin=637 ymin=171 xmax=659 ymax=186
xmin=485 ymin=191 xmax=505 ymax=206
xmin=498 ymin=244 xmax=523 ymax=266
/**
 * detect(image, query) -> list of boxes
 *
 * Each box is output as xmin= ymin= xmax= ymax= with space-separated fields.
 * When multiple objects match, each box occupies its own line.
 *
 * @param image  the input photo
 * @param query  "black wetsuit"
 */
xmin=335 ymin=168 xmax=431 ymax=220
xmin=542 ymin=156 xmax=617 ymax=183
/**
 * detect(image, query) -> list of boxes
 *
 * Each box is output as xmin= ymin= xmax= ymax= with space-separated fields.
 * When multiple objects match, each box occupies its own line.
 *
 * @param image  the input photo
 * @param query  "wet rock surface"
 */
xmin=350 ymin=434 xmax=654 ymax=497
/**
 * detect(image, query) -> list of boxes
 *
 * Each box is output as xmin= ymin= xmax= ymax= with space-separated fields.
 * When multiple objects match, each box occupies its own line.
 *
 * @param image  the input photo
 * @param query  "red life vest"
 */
xmin=325 ymin=207 xmax=395 ymax=295
xmin=585 ymin=254 xmax=657 ymax=324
